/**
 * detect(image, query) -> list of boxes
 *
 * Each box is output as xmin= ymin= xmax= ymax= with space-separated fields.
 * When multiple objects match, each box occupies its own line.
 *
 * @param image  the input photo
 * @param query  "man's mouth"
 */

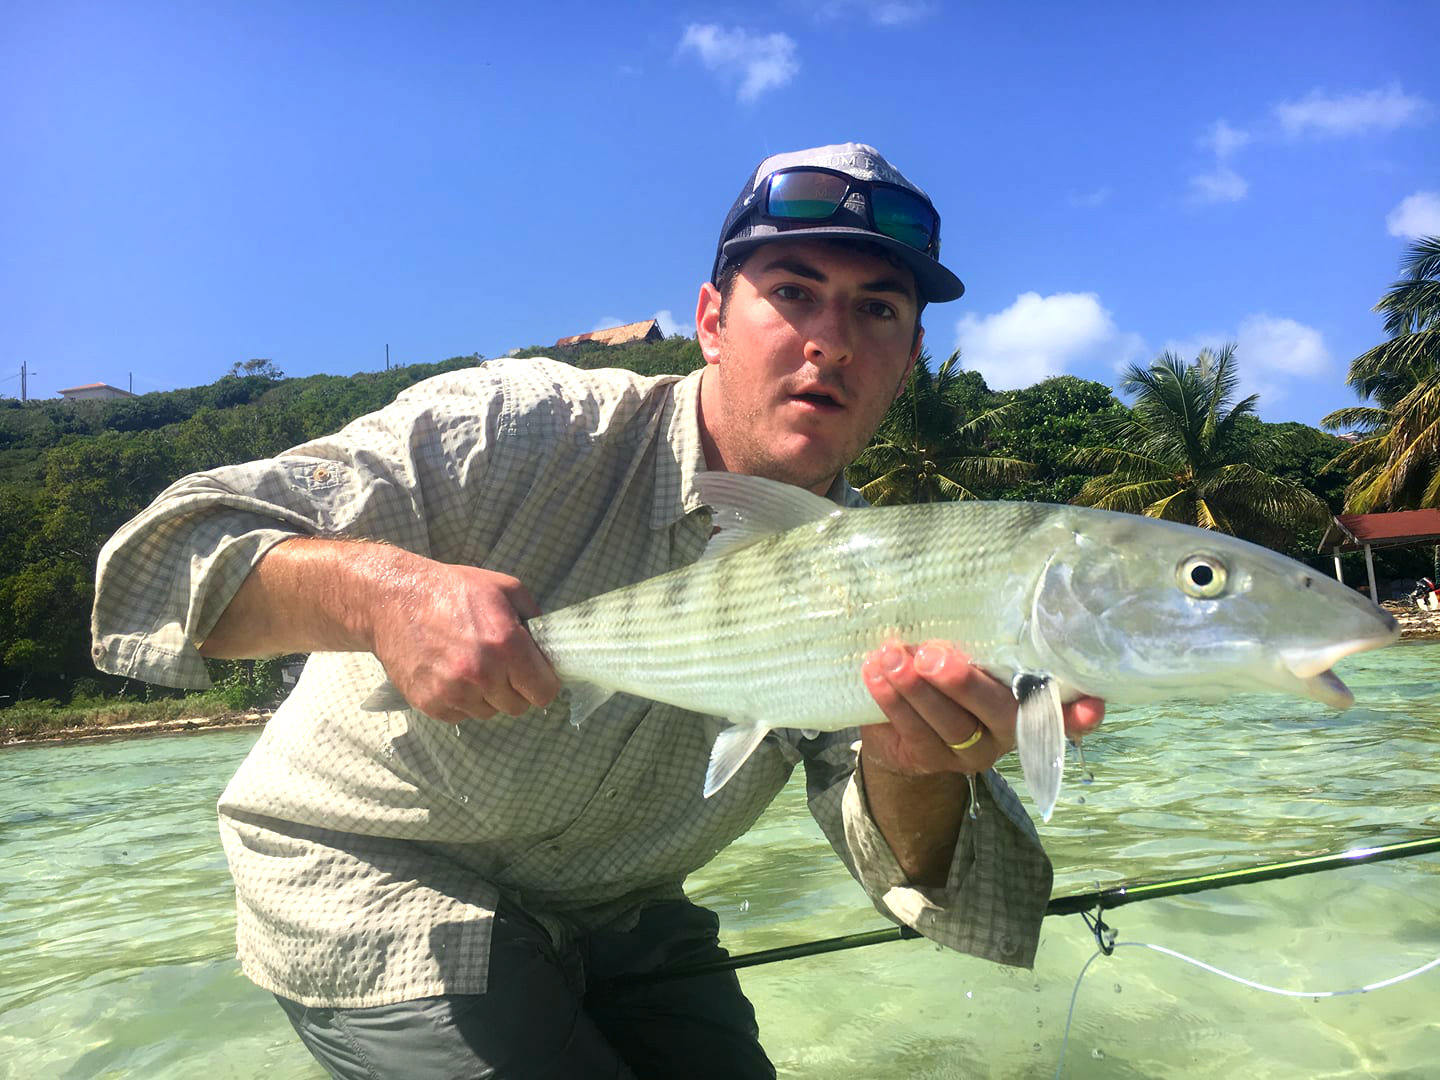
xmin=789 ymin=389 xmax=844 ymax=412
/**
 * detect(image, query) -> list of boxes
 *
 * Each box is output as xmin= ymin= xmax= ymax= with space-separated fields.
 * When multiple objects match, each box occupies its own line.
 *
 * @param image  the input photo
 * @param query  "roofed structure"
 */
xmin=554 ymin=319 xmax=664 ymax=348
xmin=1318 ymin=509 xmax=1440 ymax=598
xmin=57 ymin=382 xmax=136 ymax=401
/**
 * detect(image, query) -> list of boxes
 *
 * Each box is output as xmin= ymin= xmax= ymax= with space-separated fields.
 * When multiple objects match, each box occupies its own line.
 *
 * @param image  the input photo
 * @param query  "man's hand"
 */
xmin=199 ymin=538 xmax=561 ymax=724
xmin=860 ymin=640 xmax=1103 ymax=777
xmin=369 ymin=562 xmax=561 ymax=725
xmin=855 ymin=641 xmax=1104 ymax=884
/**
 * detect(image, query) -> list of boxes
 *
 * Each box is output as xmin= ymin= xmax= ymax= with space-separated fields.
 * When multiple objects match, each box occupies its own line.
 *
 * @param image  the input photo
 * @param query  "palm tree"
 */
xmin=1067 ymin=346 xmax=1330 ymax=538
xmin=847 ymin=349 xmax=1032 ymax=504
xmin=1321 ymin=235 xmax=1440 ymax=511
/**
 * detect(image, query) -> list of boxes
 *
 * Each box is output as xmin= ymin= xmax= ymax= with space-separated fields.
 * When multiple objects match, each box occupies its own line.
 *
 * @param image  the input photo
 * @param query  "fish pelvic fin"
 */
xmin=566 ymin=681 xmax=615 ymax=728
xmin=1013 ymin=672 xmax=1065 ymax=822
xmin=703 ymin=722 xmax=771 ymax=798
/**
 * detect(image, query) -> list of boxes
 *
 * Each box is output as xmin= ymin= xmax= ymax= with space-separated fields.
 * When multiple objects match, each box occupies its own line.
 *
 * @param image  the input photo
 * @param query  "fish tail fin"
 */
xmin=1014 ymin=673 xmax=1066 ymax=822
xmin=704 ymin=722 xmax=770 ymax=798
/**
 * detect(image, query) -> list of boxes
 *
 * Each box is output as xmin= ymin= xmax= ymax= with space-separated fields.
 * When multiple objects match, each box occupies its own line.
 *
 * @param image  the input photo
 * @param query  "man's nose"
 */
xmin=803 ymin=304 xmax=853 ymax=366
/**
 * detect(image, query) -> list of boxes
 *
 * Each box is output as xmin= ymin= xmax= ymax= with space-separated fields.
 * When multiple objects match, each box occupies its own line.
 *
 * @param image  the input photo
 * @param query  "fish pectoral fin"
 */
xmin=703 ymin=722 xmax=771 ymax=798
xmin=566 ymin=681 xmax=615 ymax=728
xmin=1013 ymin=672 xmax=1066 ymax=823
xmin=362 ymin=679 xmax=411 ymax=713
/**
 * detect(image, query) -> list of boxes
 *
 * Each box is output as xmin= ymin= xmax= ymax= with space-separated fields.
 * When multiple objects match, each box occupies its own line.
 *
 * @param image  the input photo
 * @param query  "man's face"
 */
xmin=696 ymin=239 xmax=924 ymax=494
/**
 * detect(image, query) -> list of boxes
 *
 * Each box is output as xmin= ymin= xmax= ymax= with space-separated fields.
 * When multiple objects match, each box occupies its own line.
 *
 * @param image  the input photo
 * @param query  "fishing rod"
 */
xmin=611 ymin=835 xmax=1440 ymax=987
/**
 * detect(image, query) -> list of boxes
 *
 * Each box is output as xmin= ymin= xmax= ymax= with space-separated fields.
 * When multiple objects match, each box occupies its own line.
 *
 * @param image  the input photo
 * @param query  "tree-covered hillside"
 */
xmin=0 ymin=336 xmax=1378 ymax=709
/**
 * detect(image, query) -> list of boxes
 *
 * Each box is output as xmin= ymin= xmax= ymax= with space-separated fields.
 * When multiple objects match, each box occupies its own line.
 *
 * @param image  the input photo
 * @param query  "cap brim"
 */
xmin=721 ymin=228 xmax=964 ymax=303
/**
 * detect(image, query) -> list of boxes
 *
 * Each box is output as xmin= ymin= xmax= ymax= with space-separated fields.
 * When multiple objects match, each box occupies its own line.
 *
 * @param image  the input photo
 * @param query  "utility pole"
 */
xmin=386 ymin=343 xmax=390 ymax=371
xmin=20 ymin=361 xmax=30 ymax=402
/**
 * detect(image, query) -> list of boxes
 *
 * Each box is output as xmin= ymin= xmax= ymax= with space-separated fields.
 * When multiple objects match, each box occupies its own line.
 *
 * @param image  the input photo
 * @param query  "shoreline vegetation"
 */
xmin=5 ymin=608 xmax=1436 ymax=749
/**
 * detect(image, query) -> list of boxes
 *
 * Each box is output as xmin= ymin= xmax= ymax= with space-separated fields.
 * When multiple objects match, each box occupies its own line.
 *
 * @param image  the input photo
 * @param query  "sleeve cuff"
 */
xmin=842 ymin=767 xmax=1054 ymax=968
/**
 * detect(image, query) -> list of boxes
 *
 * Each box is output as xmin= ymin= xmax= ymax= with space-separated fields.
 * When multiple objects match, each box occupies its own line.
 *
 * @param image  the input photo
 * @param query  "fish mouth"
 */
xmin=1280 ymin=625 xmax=1400 ymax=708
xmin=1296 ymin=669 xmax=1355 ymax=709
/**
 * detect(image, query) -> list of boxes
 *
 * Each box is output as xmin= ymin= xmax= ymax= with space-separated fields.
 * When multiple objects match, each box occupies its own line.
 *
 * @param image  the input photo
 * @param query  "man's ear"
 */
xmin=893 ymin=325 xmax=924 ymax=402
xmin=696 ymin=282 xmax=723 ymax=365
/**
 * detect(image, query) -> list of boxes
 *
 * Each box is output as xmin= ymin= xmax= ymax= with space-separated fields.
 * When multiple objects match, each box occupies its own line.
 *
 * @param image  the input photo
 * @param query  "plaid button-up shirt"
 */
xmin=91 ymin=358 xmax=1052 ymax=1008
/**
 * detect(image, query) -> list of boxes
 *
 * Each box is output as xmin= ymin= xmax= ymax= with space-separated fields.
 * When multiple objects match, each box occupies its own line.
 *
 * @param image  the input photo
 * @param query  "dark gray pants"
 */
xmin=275 ymin=900 xmax=775 ymax=1080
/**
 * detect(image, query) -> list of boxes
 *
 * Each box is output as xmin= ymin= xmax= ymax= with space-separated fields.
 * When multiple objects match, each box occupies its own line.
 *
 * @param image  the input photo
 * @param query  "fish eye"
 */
xmin=1177 ymin=554 xmax=1227 ymax=599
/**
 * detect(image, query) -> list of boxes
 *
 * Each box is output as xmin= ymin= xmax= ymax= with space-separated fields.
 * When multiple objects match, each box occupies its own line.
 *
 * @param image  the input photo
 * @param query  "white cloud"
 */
xmin=653 ymin=309 xmax=691 ymax=337
xmin=1274 ymin=84 xmax=1430 ymax=138
xmin=1189 ymin=119 xmax=1250 ymax=205
xmin=1236 ymin=314 xmax=1330 ymax=378
xmin=954 ymin=292 xmax=1143 ymax=390
xmin=1067 ymin=186 xmax=1111 ymax=209
xmin=1159 ymin=315 xmax=1331 ymax=407
xmin=1201 ymin=119 xmax=1250 ymax=159
xmin=807 ymin=0 xmax=931 ymax=25
xmin=1189 ymin=165 xmax=1248 ymax=204
xmin=1386 ymin=191 xmax=1440 ymax=238
xmin=679 ymin=24 xmax=799 ymax=103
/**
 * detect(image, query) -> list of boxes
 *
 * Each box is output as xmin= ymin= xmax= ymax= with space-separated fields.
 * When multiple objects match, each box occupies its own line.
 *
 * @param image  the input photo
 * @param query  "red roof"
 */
xmin=1319 ymin=509 xmax=1440 ymax=552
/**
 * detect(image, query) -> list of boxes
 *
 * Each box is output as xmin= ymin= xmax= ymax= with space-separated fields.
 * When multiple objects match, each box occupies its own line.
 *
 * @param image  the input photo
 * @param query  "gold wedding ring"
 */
xmin=947 ymin=727 xmax=983 ymax=753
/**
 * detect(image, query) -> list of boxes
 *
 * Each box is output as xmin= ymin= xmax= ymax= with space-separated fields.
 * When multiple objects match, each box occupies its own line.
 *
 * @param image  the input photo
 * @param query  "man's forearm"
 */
xmin=858 ymin=752 xmax=970 ymax=887
xmin=198 ymin=537 xmax=413 ymax=659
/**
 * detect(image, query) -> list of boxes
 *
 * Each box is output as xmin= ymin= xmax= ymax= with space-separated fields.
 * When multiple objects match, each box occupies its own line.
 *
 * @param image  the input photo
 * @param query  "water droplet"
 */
xmin=1091 ymin=1049 xmax=1106 ymax=1060
xmin=1113 ymin=983 xmax=1122 ymax=994
xmin=739 ymin=899 xmax=750 ymax=912
xmin=1076 ymin=795 xmax=1087 ymax=804
xmin=1032 ymin=1042 xmax=1042 ymax=1052
xmin=965 ymin=990 xmax=973 ymax=999
xmin=457 ymin=794 xmax=469 ymax=804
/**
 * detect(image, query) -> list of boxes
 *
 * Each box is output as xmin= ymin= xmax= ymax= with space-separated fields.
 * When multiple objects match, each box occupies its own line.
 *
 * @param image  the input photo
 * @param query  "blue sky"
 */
xmin=4 ymin=2 xmax=1437 ymax=427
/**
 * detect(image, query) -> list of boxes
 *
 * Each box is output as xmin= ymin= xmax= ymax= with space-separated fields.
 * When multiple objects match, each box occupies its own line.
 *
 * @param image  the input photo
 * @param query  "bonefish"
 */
xmin=366 ymin=473 xmax=1399 ymax=820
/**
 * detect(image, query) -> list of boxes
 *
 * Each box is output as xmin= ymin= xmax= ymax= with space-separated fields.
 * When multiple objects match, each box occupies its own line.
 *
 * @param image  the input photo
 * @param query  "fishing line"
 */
xmin=1052 ymin=937 xmax=1440 ymax=1079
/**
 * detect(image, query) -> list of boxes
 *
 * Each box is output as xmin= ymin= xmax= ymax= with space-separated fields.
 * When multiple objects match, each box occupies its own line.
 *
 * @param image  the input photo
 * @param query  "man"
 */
xmin=93 ymin=142 xmax=1101 ymax=1078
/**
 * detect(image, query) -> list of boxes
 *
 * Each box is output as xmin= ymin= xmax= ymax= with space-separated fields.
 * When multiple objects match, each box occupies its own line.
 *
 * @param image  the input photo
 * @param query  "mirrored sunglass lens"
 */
xmin=768 ymin=172 xmax=850 ymax=220
xmin=872 ymin=188 xmax=937 ymax=250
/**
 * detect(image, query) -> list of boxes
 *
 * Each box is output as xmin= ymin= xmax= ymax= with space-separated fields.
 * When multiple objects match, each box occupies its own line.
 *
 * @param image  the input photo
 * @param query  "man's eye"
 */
xmin=863 ymin=301 xmax=897 ymax=319
xmin=774 ymin=284 xmax=807 ymax=301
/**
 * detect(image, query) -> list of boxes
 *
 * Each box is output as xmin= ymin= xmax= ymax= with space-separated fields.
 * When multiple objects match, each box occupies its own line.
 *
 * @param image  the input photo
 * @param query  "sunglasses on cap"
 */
xmin=742 ymin=166 xmax=941 ymax=257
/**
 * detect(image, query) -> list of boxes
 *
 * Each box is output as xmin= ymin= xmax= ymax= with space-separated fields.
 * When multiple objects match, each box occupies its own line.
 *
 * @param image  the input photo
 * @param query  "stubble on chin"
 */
xmin=707 ymin=365 xmax=830 ymax=491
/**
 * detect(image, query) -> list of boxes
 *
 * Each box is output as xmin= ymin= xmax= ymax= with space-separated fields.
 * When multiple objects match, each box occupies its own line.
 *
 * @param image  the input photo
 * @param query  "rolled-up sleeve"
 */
xmin=91 ymin=373 xmax=505 ymax=689
xmin=802 ymin=732 xmax=1053 ymax=968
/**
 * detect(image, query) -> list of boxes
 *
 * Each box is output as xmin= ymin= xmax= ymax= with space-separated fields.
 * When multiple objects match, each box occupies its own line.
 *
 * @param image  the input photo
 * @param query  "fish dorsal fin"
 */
xmin=694 ymin=473 xmax=841 ymax=561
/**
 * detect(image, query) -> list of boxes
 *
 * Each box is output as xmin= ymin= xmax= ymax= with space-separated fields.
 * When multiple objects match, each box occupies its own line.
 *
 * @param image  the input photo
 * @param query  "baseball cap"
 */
xmin=712 ymin=142 xmax=965 ymax=303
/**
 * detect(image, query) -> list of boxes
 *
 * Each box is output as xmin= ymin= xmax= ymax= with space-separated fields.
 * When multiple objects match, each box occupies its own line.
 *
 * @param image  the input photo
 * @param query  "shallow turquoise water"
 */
xmin=2 ymin=641 xmax=1437 ymax=1078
